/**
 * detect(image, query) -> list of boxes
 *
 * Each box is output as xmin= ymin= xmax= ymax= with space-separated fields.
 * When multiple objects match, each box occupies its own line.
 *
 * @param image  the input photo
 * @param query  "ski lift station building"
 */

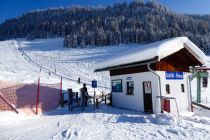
xmin=95 ymin=37 xmax=207 ymax=114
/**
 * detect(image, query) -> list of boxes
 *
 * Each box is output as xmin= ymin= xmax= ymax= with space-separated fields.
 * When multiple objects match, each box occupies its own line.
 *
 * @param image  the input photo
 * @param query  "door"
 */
xmin=143 ymin=81 xmax=153 ymax=113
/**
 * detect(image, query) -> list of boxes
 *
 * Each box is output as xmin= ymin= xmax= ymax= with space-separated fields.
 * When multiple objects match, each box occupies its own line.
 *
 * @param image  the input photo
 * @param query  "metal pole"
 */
xmin=68 ymin=89 xmax=73 ymax=111
xmin=197 ymin=76 xmax=201 ymax=103
xmin=0 ymin=92 xmax=19 ymax=114
xmin=110 ymin=93 xmax=112 ymax=105
xmin=174 ymin=98 xmax=180 ymax=124
xmin=94 ymin=88 xmax=96 ymax=110
xmin=188 ymin=70 xmax=198 ymax=112
xmin=147 ymin=63 xmax=163 ymax=113
xmin=60 ymin=77 xmax=63 ymax=103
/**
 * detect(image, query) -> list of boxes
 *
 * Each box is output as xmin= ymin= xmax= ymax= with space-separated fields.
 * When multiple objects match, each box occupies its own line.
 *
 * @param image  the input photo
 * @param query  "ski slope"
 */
xmin=0 ymin=40 xmax=39 ymax=83
xmin=0 ymin=40 xmax=62 ymax=84
xmin=0 ymin=38 xmax=210 ymax=140
xmin=17 ymin=38 xmax=139 ymax=92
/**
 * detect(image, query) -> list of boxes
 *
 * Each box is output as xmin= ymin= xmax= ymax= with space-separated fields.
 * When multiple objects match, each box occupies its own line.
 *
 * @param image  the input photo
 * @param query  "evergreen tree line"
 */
xmin=0 ymin=1 xmax=210 ymax=54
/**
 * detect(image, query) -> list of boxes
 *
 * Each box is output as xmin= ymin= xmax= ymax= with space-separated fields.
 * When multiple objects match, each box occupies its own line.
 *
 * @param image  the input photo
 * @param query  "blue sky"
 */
xmin=0 ymin=0 xmax=210 ymax=23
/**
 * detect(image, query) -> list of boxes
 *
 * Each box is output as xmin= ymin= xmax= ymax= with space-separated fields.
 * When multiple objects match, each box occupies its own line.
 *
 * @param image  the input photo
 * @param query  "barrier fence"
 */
xmin=0 ymin=79 xmax=61 ymax=115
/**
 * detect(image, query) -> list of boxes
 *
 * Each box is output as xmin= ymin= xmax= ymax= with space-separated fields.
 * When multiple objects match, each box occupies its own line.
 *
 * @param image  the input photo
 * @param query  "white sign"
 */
xmin=144 ymin=81 xmax=152 ymax=94
xmin=165 ymin=72 xmax=183 ymax=80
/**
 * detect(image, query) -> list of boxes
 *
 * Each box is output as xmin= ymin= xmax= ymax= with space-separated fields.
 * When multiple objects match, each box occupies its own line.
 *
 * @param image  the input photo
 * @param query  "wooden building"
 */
xmin=95 ymin=37 xmax=206 ymax=113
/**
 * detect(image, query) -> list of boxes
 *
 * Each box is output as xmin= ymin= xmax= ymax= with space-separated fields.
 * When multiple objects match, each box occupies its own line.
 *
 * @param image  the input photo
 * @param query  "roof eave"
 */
xmin=183 ymin=43 xmax=206 ymax=65
xmin=94 ymin=56 xmax=159 ymax=72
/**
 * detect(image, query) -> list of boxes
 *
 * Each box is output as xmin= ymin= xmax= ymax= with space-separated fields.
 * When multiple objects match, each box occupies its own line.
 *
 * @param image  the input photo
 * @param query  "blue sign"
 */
xmin=126 ymin=77 xmax=132 ymax=80
xmin=165 ymin=72 xmax=183 ymax=80
xmin=92 ymin=80 xmax=97 ymax=88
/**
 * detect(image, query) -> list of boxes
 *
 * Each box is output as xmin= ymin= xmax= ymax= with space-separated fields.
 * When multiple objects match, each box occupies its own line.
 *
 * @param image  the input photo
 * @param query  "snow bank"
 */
xmin=0 ymin=111 xmax=35 ymax=125
xmin=1 ymin=105 xmax=210 ymax=140
xmin=183 ymin=115 xmax=210 ymax=125
xmin=154 ymin=113 xmax=178 ymax=125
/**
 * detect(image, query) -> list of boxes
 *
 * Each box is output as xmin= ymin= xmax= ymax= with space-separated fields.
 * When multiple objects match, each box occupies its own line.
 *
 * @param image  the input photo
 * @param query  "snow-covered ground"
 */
xmin=0 ymin=38 xmax=210 ymax=140
xmin=1 ymin=105 xmax=210 ymax=140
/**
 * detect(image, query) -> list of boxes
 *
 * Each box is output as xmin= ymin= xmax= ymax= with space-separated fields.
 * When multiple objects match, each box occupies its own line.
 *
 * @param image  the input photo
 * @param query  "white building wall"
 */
xmin=157 ymin=71 xmax=191 ymax=113
xmin=111 ymin=72 xmax=160 ymax=113
xmin=111 ymin=71 xmax=191 ymax=114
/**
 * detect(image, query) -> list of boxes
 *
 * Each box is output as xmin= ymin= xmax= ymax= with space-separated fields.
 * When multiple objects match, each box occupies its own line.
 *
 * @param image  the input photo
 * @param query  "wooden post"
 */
xmin=36 ymin=77 xmax=40 ymax=115
xmin=76 ymin=92 xmax=78 ymax=103
xmin=96 ymin=98 xmax=99 ymax=109
xmin=68 ymin=89 xmax=73 ymax=111
xmin=110 ymin=93 xmax=112 ymax=105
xmin=102 ymin=92 xmax=104 ymax=100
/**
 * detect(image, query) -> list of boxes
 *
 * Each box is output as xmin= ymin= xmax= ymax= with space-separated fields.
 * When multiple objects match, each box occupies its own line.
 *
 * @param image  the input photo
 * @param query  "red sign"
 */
xmin=164 ymin=99 xmax=170 ymax=113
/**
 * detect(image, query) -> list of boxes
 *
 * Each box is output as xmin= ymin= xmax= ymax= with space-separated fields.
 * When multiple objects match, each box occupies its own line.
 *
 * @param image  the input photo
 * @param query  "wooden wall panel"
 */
xmin=110 ymin=48 xmax=202 ymax=76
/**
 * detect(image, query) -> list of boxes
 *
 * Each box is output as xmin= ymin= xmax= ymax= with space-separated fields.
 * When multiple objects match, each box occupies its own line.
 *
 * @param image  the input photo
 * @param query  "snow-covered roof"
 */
xmin=95 ymin=37 xmax=206 ymax=71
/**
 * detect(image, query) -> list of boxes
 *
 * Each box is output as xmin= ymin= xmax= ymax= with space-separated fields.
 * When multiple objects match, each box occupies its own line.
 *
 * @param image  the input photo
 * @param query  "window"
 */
xmin=202 ymin=77 xmax=208 ymax=87
xmin=127 ymin=81 xmax=134 ymax=95
xmin=166 ymin=84 xmax=170 ymax=94
xmin=181 ymin=84 xmax=185 ymax=92
xmin=112 ymin=79 xmax=123 ymax=92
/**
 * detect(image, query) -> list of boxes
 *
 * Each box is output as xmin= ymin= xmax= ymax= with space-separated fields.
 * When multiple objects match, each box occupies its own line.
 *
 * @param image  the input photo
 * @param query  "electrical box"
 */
xmin=164 ymin=98 xmax=170 ymax=113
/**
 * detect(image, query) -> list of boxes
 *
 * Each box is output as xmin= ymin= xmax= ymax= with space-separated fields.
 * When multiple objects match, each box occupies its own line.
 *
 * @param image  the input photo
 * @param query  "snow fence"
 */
xmin=0 ymin=80 xmax=61 ymax=115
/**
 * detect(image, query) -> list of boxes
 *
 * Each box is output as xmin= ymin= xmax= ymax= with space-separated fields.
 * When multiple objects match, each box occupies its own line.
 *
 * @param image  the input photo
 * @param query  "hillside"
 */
xmin=0 ymin=1 xmax=210 ymax=54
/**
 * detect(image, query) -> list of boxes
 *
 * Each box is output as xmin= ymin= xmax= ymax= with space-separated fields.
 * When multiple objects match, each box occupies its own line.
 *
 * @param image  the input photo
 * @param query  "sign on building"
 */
xmin=165 ymin=72 xmax=183 ymax=80
xmin=126 ymin=77 xmax=132 ymax=80
xmin=143 ymin=81 xmax=152 ymax=94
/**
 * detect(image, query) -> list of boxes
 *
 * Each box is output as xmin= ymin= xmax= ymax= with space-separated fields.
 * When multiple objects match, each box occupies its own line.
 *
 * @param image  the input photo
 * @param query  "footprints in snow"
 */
xmin=53 ymin=128 xmax=83 ymax=140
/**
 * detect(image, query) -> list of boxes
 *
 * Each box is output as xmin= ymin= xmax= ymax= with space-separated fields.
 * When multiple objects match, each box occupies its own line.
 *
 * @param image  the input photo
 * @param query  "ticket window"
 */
xmin=166 ymin=84 xmax=170 ymax=94
xmin=127 ymin=81 xmax=134 ymax=95
xmin=112 ymin=79 xmax=123 ymax=92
